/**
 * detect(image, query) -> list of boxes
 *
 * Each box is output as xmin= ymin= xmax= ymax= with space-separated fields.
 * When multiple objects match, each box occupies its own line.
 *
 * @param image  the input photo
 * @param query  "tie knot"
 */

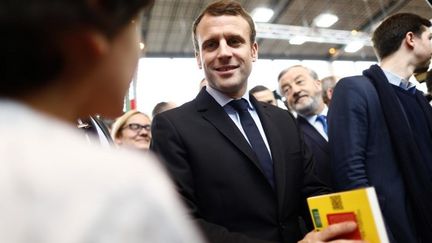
xmin=316 ymin=115 xmax=328 ymax=135
xmin=228 ymin=98 xmax=249 ymax=112
xmin=316 ymin=115 xmax=327 ymax=123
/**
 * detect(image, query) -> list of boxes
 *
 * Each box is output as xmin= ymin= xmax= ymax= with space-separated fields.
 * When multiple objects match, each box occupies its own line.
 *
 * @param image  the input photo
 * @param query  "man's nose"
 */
xmin=291 ymin=84 xmax=301 ymax=95
xmin=217 ymin=41 xmax=232 ymax=59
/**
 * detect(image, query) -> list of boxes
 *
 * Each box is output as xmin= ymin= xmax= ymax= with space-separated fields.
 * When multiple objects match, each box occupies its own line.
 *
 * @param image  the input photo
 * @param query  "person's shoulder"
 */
xmin=296 ymin=115 xmax=308 ymax=125
xmin=155 ymin=99 xmax=195 ymax=119
xmin=337 ymin=75 xmax=373 ymax=89
xmin=1 ymin=107 xmax=166 ymax=189
xmin=260 ymin=102 xmax=295 ymax=118
xmin=332 ymin=75 xmax=377 ymax=100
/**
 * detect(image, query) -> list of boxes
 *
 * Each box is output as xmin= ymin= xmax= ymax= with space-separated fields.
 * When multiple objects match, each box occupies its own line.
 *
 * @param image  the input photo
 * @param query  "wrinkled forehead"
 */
xmin=281 ymin=67 xmax=313 ymax=83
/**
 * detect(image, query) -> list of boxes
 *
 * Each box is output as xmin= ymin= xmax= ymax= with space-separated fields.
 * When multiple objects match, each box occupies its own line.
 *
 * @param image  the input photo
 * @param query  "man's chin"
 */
xmin=293 ymin=100 xmax=311 ymax=111
xmin=294 ymin=104 xmax=315 ymax=116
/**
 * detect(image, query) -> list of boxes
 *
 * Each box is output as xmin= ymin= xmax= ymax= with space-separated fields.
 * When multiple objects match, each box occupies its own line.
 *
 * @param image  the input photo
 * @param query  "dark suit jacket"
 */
xmin=296 ymin=116 xmax=331 ymax=186
xmin=151 ymin=89 xmax=329 ymax=243
xmin=328 ymin=73 xmax=418 ymax=242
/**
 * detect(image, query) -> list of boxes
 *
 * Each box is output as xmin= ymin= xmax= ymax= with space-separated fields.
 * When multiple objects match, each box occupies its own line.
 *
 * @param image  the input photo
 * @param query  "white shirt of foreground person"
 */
xmin=0 ymin=100 xmax=205 ymax=243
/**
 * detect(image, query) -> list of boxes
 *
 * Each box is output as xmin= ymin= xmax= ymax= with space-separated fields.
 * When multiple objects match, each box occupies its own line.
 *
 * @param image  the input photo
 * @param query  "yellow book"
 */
xmin=307 ymin=187 xmax=389 ymax=243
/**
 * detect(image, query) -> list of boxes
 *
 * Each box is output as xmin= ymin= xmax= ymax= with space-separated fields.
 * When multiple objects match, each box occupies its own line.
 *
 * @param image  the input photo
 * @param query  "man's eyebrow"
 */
xmin=293 ymin=74 xmax=304 ymax=81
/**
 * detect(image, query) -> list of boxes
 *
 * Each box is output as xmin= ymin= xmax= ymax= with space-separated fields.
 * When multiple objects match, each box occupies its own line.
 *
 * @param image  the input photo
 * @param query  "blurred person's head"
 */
xmin=0 ymin=0 xmax=153 ymax=121
xmin=111 ymin=110 xmax=152 ymax=150
xmin=152 ymin=101 xmax=177 ymax=117
xmin=192 ymin=0 xmax=257 ymax=98
xmin=321 ymin=76 xmax=338 ymax=105
xmin=372 ymin=13 xmax=431 ymax=68
xmin=278 ymin=65 xmax=325 ymax=116
xmin=249 ymin=85 xmax=277 ymax=106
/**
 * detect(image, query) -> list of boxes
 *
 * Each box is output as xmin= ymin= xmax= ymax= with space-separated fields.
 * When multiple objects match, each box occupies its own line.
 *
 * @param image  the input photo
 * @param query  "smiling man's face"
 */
xmin=279 ymin=66 xmax=323 ymax=116
xmin=195 ymin=14 xmax=257 ymax=98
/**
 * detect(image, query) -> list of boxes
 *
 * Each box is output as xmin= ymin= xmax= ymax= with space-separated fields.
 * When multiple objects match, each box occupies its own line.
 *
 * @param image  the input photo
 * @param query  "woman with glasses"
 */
xmin=111 ymin=110 xmax=152 ymax=150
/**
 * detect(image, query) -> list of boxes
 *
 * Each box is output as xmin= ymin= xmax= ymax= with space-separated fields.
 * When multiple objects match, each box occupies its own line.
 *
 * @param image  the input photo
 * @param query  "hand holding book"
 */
xmin=299 ymin=221 xmax=366 ymax=243
xmin=306 ymin=187 xmax=389 ymax=243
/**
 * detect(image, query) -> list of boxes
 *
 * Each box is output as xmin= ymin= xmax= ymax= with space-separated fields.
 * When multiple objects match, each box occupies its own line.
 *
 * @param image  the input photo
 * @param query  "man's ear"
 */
xmin=195 ymin=51 xmax=203 ymax=69
xmin=315 ymin=79 xmax=323 ymax=91
xmin=404 ymin=32 xmax=416 ymax=49
xmin=251 ymin=42 xmax=258 ymax=62
xmin=327 ymin=88 xmax=334 ymax=100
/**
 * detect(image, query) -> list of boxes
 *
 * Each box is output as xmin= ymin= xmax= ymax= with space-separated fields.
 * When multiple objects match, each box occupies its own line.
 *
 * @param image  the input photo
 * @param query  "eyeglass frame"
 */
xmin=122 ymin=123 xmax=151 ymax=132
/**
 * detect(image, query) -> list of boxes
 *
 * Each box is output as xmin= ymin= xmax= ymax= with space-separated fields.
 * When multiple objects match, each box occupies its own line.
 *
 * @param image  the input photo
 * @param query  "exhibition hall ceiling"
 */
xmin=141 ymin=0 xmax=432 ymax=61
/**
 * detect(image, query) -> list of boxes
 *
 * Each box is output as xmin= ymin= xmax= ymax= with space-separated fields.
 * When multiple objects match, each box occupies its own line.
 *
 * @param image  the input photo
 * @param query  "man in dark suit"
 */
xmin=151 ymin=1 xmax=363 ymax=243
xmin=328 ymin=13 xmax=432 ymax=242
xmin=278 ymin=65 xmax=331 ymax=186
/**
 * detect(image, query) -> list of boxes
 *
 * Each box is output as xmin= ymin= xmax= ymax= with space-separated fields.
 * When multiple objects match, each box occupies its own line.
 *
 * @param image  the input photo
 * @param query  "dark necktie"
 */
xmin=316 ymin=115 xmax=328 ymax=134
xmin=228 ymin=99 xmax=274 ymax=187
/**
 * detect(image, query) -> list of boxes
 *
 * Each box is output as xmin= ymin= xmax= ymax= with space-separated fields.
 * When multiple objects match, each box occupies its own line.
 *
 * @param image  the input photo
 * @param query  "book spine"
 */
xmin=367 ymin=187 xmax=390 ymax=243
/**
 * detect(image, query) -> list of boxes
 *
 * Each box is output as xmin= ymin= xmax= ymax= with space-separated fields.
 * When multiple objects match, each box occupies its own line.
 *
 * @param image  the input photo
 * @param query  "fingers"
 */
xmin=318 ymin=221 xmax=357 ymax=240
xmin=299 ymin=221 xmax=366 ymax=243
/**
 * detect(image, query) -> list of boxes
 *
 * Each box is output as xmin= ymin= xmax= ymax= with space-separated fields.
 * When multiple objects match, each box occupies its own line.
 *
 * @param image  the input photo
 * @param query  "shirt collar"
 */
xmin=302 ymin=105 xmax=328 ymax=124
xmin=206 ymin=85 xmax=254 ymax=110
xmin=382 ymin=69 xmax=415 ymax=89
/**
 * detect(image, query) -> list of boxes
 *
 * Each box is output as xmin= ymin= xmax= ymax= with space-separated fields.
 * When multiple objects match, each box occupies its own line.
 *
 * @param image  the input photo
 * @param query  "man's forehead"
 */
xmin=196 ymin=14 xmax=250 ymax=37
xmin=282 ymin=68 xmax=309 ymax=81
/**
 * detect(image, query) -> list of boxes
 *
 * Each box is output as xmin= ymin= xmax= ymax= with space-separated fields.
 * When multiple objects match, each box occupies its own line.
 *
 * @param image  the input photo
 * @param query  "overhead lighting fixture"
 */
xmin=328 ymin=48 xmax=337 ymax=55
xmin=251 ymin=7 xmax=274 ymax=23
xmin=256 ymin=23 xmax=372 ymax=46
xmin=140 ymin=42 xmax=145 ymax=50
xmin=344 ymin=41 xmax=364 ymax=53
xmin=289 ymin=36 xmax=306 ymax=45
xmin=314 ymin=13 xmax=339 ymax=28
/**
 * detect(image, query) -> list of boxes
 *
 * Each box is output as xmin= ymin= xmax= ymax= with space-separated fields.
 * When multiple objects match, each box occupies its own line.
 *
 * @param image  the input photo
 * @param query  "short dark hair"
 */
xmin=372 ymin=13 xmax=431 ymax=60
xmin=0 ymin=0 xmax=153 ymax=98
xmin=152 ymin=102 xmax=175 ymax=117
xmin=192 ymin=0 xmax=256 ymax=53
xmin=249 ymin=85 xmax=270 ymax=95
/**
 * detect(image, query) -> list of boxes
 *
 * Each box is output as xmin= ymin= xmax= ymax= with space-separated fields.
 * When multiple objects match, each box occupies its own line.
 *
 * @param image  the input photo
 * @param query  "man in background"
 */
xmin=321 ymin=76 xmax=337 ymax=105
xmin=249 ymin=85 xmax=277 ymax=106
xmin=278 ymin=65 xmax=331 ymax=186
xmin=152 ymin=101 xmax=178 ymax=117
xmin=329 ymin=12 xmax=432 ymax=242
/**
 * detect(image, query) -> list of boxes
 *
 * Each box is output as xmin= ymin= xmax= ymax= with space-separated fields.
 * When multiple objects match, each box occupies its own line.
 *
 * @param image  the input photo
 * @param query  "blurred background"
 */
xmin=130 ymin=0 xmax=432 ymax=115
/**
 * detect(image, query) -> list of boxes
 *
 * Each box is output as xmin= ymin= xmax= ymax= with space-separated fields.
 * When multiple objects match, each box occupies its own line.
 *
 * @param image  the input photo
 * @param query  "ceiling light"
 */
xmin=140 ymin=42 xmax=145 ymax=50
xmin=289 ymin=36 xmax=306 ymax=45
xmin=314 ymin=13 xmax=339 ymax=28
xmin=344 ymin=41 xmax=364 ymax=53
xmin=251 ymin=7 xmax=274 ymax=23
xmin=328 ymin=48 xmax=337 ymax=55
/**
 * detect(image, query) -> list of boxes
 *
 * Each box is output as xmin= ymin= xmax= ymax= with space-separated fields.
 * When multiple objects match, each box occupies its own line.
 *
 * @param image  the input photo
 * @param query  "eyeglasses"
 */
xmin=123 ymin=123 xmax=151 ymax=132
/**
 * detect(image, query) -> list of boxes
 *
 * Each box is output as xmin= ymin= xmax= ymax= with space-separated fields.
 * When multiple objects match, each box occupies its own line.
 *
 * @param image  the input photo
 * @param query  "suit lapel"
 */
xmin=251 ymin=97 xmax=286 ymax=200
xmin=195 ymin=90 xmax=263 ymax=172
xmin=297 ymin=116 xmax=328 ymax=152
